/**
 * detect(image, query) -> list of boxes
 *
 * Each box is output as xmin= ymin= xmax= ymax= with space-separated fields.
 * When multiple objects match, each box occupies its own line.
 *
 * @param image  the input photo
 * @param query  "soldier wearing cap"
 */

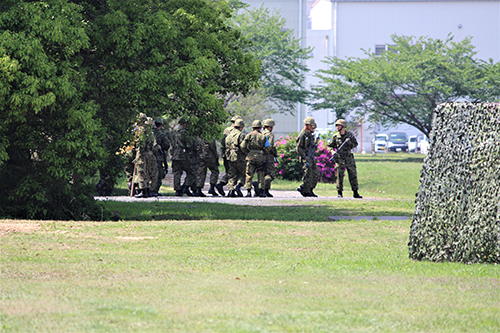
xmin=216 ymin=115 xmax=242 ymax=196
xmin=327 ymin=119 xmax=362 ymax=198
xmin=152 ymin=116 xmax=171 ymax=196
xmin=261 ymin=119 xmax=277 ymax=197
xmin=296 ymin=116 xmax=320 ymax=197
xmin=241 ymin=120 xmax=271 ymax=197
xmin=132 ymin=113 xmax=158 ymax=198
xmin=225 ymin=119 xmax=246 ymax=197
xmin=171 ymin=118 xmax=196 ymax=196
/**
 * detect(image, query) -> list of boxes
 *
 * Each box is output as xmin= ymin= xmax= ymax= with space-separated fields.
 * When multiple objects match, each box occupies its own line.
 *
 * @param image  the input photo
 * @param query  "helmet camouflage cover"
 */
xmin=231 ymin=115 xmax=242 ymax=122
xmin=262 ymin=119 xmax=275 ymax=127
xmin=335 ymin=119 xmax=348 ymax=128
xmin=303 ymin=116 xmax=317 ymax=129
xmin=234 ymin=119 xmax=245 ymax=127
xmin=251 ymin=120 xmax=262 ymax=128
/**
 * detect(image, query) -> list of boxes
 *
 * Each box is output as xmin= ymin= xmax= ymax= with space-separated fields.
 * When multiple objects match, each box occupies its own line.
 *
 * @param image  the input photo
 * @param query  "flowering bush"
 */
xmin=275 ymin=134 xmax=336 ymax=183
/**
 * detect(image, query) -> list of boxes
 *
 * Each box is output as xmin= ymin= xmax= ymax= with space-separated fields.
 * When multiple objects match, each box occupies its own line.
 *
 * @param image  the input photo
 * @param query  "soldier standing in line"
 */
xmin=225 ymin=119 xmax=246 ymax=197
xmin=241 ymin=120 xmax=271 ymax=198
xmin=296 ymin=116 xmax=320 ymax=197
xmin=194 ymin=138 xmax=220 ymax=197
xmin=216 ymin=115 xmax=242 ymax=196
xmin=133 ymin=113 xmax=158 ymax=198
xmin=327 ymin=119 xmax=363 ymax=199
xmin=184 ymin=137 xmax=200 ymax=195
xmin=152 ymin=117 xmax=170 ymax=196
xmin=261 ymin=119 xmax=277 ymax=197
xmin=171 ymin=118 xmax=196 ymax=196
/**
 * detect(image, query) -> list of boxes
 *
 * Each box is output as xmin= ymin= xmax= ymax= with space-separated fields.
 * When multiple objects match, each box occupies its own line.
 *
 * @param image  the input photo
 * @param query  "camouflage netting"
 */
xmin=409 ymin=103 xmax=500 ymax=264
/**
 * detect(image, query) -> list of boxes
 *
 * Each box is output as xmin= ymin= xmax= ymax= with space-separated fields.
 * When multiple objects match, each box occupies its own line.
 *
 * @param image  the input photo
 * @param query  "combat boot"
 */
xmin=338 ymin=191 xmax=343 ymax=198
xmin=228 ymin=190 xmax=237 ymax=197
xmin=182 ymin=185 xmax=194 ymax=196
xmin=175 ymin=189 xmax=183 ymax=197
xmin=245 ymin=190 xmax=252 ymax=197
xmin=259 ymin=190 xmax=267 ymax=198
xmin=309 ymin=190 xmax=318 ymax=197
xmin=150 ymin=189 xmax=159 ymax=197
xmin=194 ymin=188 xmax=206 ymax=197
xmin=353 ymin=191 xmax=363 ymax=199
xmin=297 ymin=185 xmax=306 ymax=197
xmin=235 ymin=184 xmax=244 ymax=197
xmin=265 ymin=189 xmax=273 ymax=198
xmin=134 ymin=188 xmax=149 ymax=198
xmin=208 ymin=184 xmax=219 ymax=197
xmin=215 ymin=182 xmax=226 ymax=196
xmin=252 ymin=181 xmax=260 ymax=197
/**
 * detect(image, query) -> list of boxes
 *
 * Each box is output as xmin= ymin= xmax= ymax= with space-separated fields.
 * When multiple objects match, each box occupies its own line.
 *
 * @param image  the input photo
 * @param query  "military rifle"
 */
xmin=329 ymin=138 xmax=350 ymax=162
xmin=305 ymin=136 xmax=320 ymax=168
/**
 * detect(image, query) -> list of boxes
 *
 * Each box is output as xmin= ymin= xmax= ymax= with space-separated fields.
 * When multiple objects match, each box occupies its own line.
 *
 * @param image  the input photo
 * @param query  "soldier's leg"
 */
xmin=208 ymin=160 xmax=220 ymax=186
xmin=301 ymin=162 xmax=313 ymax=194
xmin=245 ymin=162 xmax=257 ymax=190
xmin=346 ymin=157 xmax=359 ymax=192
xmin=148 ymin=153 xmax=158 ymax=193
xmin=335 ymin=162 xmax=346 ymax=192
xmin=196 ymin=159 xmax=208 ymax=189
xmin=154 ymin=159 xmax=163 ymax=192
xmin=172 ymin=160 xmax=182 ymax=191
xmin=264 ymin=160 xmax=275 ymax=190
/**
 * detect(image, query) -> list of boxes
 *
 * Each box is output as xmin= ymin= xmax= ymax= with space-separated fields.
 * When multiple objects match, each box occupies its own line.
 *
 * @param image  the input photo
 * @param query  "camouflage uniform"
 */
xmin=225 ymin=120 xmax=246 ymax=196
xmin=153 ymin=121 xmax=171 ymax=194
xmin=241 ymin=120 xmax=271 ymax=197
xmin=195 ymin=139 xmax=220 ymax=196
xmin=327 ymin=130 xmax=359 ymax=192
xmin=171 ymin=122 xmax=195 ymax=196
xmin=262 ymin=119 xmax=277 ymax=192
xmin=296 ymin=117 xmax=320 ymax=196
xmin=133 ymin=115 xmax=158 ymax=197
xmin=218 ymin=115 xmax=242 ymax=192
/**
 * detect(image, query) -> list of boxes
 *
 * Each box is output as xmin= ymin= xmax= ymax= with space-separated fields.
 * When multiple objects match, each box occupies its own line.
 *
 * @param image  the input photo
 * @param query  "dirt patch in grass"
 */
xmin=0 ymin=222 xmax=41 ymax=235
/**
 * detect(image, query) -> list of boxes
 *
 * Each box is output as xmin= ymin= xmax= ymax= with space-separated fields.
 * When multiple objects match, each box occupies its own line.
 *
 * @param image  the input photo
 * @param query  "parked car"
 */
xmin=387 ymin=132 xmax=408 ymax=152
xmin=408 ymin=135 xmax=417 ymax=152
xmin=416 ymin=134 xmax=429 ymax=153
xmin=373 ymin=134 xmax=388 ymax=153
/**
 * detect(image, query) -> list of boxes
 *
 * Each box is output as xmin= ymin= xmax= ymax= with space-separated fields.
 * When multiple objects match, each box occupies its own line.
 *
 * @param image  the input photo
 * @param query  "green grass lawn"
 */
xmin=2 ymin=153 xmax=499 ymax=332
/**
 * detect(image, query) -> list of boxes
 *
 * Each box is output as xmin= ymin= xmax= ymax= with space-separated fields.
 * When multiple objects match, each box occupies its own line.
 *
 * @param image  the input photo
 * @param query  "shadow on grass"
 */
xmin=101 ymin=201 xmax=412 ymax=222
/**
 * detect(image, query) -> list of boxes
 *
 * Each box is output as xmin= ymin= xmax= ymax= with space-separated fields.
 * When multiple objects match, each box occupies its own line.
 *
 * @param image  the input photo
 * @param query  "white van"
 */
xmin=372 ymin=134 xmax=388 ymax=153
xmin=408 ymin=135 xmax=417 ymax=152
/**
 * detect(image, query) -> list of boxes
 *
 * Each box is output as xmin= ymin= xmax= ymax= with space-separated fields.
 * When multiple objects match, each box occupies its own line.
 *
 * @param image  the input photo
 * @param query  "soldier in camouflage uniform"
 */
xmin=327 ymin=119 xmax=362 ymax=198
xmin=184 ymin=137 xmax=200 ymax=194
xmin=241 ymin=120 xmax=271 ymax=197
xmin=171 ymin=118 xmax=196 ymax=196
xmin=262 ymin=119 xmax=277 ymax=197
xmin=296 ymin=116 xmax=320 ymax=197
xmin=194 ymin=138 xmax=220 ymax=197
xmin=216 ymin=115 xmax=242 ymax=196
xmin=133 ymin=113 xmax=158 ymax=198
xmin=152 ymin=117 xmax=171 ymax=196
xmin=225 ymin=119 xmax=246 ymax=197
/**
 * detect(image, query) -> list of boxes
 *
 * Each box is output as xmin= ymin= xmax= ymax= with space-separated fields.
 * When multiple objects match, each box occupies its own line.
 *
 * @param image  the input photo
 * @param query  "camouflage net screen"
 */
xmin=409 ymin=103 xmax=500 ymax=264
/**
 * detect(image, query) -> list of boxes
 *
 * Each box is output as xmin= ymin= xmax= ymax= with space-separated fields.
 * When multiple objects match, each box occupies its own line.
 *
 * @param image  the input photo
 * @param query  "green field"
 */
xmin=1 ymin=154 xmax=499 ymax=332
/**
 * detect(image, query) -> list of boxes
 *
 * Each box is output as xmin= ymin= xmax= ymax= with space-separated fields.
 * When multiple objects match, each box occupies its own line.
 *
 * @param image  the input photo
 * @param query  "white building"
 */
xmin=243 ymin=0 xmax=500 ymax=149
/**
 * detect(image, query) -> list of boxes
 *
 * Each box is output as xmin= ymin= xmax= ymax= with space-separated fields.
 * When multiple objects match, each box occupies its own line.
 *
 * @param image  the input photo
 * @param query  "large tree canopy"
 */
xmin=0 ymin=0 xmax=260 ymax=219
xmin=229 ymin=5 xmax=312 ymax=115
xmin=312 ymin=35 xmax=500 ymax=136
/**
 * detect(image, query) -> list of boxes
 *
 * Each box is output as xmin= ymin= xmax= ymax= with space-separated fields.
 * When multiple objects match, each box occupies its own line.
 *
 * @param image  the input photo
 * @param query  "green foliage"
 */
xmin=229 ymin=6 xmax=313 ymax=115
xmin=0 ymin=0 xmax=106 ymax=219
xmin=313 ymin=35 xmax=500 ymax=136
xmin=409 ymin=103 xmax=500 ymax=264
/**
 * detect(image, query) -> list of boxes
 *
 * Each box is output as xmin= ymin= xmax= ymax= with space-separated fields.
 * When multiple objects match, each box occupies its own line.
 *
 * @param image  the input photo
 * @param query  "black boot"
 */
xmin=208 ymin=184 xmax=219 ymax=197
xmin=353 ymin=191 xmax=363 ymax=199
xmin=175 ymin=189 xmax=183 ymax=197
xmin=259 ymin=189 xmax=267 ymax=198
xmin=297 ymin=185 xmax=306 ymax=197
xmin=265 ymin=189 xmax=273 ymax=198
xmin=309 ymin=189 xmax=318 ymax=197
xmin=245 ymin=190 xmax=252 ymax=197
xmin=228 ymin=190 xmax=237 ymax=197
xmin=235 ymin=184 xmax=243 ymax=197
xmin=134 ymin=188 xmax=149 ymax=198
xmin=182 ymin=185 xmax=194 ymax=196
xmin=252 ymin=181 xmax=260 ymax=197
xmin=215 ymin=182 xmax=226 ymax=196
xmin=338 ymin=191 xmax=343 ymax=198
xmin=150 ymin=189 xmax=159 ymax=197
xmin=194 ymin=187 xmax=206 ymax=197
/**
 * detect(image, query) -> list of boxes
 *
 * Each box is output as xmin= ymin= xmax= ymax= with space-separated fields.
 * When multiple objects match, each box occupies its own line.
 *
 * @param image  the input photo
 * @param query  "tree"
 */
xmin=229 ymin=5 xmax=313 ymax=115
xmin=79 ymin=0 xmax=261 ymax=189
xmin=0 ymin=0 xmax=105 ymax=219
xmin=312 ymin=35 xmax=500 ymax=136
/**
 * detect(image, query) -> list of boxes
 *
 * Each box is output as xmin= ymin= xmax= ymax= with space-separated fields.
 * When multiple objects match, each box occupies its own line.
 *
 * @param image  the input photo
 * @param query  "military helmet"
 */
xmin=231 ymin=115 xmax=242 ymax=122
xmin=234 ymin=119 xmax=245 ymax=128
xmin=263 ymin=119 xmax=275 ymax=127
xmin=303 ymin=116 xmax=317 ymax=129
xmin=251 ymin=120 xmax=262 ymax=128
xmin=155 ymin=117 xmax=164 ymax=124
xmin=335 ymin=119 xmax=348 ymax=128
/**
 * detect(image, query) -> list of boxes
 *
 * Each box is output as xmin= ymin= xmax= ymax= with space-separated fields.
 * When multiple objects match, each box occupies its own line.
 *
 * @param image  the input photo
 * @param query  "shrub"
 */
xmin=275 ymin=134 xmax=336 ymax=183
